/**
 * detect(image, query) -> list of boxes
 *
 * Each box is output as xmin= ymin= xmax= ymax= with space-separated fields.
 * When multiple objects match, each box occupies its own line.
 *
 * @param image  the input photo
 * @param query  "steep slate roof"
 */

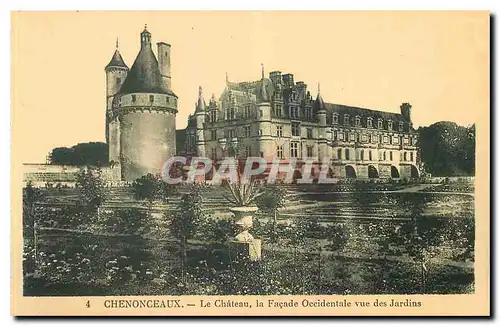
xmin=118 ymin=44 xmax=176 ymax=96
xmin=105 ymin=49 xmax=128 ymax=70
xmin=324 ymin=103 xmax=406 ymax=122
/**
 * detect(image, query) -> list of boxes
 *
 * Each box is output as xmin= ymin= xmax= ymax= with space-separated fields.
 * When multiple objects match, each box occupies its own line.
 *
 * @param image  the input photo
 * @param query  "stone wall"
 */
xmin=22 ymin=164 xmax=121 ymax=187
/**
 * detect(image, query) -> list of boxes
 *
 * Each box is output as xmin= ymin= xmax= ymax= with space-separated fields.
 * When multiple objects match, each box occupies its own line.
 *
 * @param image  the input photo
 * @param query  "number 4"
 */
xmin=86 ymin=300 xmax=91 ymax=308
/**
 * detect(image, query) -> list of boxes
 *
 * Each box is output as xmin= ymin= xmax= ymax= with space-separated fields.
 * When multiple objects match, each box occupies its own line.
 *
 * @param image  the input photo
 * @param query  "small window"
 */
xmin=345 ymin=148 xmax=350 ymax=160
xmin=389 ymin=151 xmax=393 ymax=161
xmin=211 ymin=130 xmax=217 ymax=140
xmin=307 ymin=128 xmax=313 ymax=139
xmin=368 ymin=150 xmax=372 ymax=161
xmin=150 ymin=95 xmax=154 ymax=102
xmin=399 ymin=121 xmax=404 ymax=131
xmin=337 ymin=148 xmax=342 ymax=160
xmin=355 ymin=116 xmax=361 ymax=127
xmin=378 ymin=119 xmax=383 ymax=129
xmin=388 ymin=120 xmax=393 ymax=131
xmin=132 ymin=94 xmax=136 ymax=102
xmin=410 ymin=152 xmax=414 ymax=161
xmin=404 ymin=152 xmax=408 ymax=161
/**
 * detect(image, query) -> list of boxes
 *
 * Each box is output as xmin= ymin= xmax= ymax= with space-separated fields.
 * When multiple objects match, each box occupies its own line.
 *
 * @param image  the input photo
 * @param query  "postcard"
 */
xmin=11 ymin=11 xmax=490 ymax=316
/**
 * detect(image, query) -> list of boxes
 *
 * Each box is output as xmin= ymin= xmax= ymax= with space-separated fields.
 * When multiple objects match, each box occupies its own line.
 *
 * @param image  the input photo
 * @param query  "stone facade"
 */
xmin=181 ymin=69 xmax=420 ymax=180
xmin=105 ymin=26 xmax=178 ymax=181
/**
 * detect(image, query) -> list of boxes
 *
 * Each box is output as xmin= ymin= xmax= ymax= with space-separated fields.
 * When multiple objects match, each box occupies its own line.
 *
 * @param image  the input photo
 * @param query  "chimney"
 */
xmin=157 ymin=42 xmax=172 ymax=90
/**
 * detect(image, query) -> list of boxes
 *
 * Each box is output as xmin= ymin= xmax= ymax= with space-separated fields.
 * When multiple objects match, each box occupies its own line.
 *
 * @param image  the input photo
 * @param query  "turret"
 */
xmin=195 ymin=86 xmax=207 ymax=156
xmin=105 ymin=38 xmax=128 ymax=144
xmin=315 ymin=83 xmax=328 ymax=161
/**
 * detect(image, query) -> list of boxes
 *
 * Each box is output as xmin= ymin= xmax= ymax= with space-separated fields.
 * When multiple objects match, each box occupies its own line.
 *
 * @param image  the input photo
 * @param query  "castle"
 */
xmin=23 ymin=26 xmax=421 ymax=186
xmin=105 ymin=26 xmax=178 ymax=181
xmin=180 ymin=67 xmax=420 ymax=180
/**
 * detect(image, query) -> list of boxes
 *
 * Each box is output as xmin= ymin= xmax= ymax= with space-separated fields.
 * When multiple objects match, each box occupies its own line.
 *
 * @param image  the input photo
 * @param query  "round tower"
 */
xmin=110 ymin=26 xmax=178 ymax=181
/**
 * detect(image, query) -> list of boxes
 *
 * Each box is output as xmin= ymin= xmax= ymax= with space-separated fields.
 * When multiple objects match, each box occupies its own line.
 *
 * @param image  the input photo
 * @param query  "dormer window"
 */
xmin=378 ymin=119 xmax=383 ymax=129
xmin=355 ymin=116 xmax=361 ymax=127
xmin=333 ymin=113 xmax=339 ymax=124
xmin=344 ymin=114 xmax=350 ymax=125
xmin=388 ymin=120 xmax=393 ymax=131
xmin=399 ymin=121 xmax=404 ymax=131
xmin=367 ymin=117 xmax=373 ymax=128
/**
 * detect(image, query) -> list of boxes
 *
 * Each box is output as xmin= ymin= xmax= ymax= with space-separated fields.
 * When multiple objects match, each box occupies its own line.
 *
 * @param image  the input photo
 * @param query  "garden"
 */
xmin=22 ymin=167 xmax=475 ymax=296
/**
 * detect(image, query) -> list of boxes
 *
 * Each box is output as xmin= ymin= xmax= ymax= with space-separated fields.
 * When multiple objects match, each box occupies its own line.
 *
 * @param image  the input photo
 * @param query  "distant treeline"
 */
xmin=50 ymin=121 xmax=475 ymax=177
xmin=50 ymin=142 xmax=109 ymax=166
xmin=418 ymin=121 xmax=475 ymax=177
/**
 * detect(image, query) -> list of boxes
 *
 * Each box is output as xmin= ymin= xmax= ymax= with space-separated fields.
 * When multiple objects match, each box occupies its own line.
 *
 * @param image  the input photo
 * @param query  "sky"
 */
xmin=12 ymin=11 xmax=489 ymax=163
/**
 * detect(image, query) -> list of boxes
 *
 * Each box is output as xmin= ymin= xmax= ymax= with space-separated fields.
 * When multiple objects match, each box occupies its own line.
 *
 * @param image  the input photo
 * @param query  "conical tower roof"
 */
xmin=105 ymin=46 xmax=128 ymax=70
xmin=314 ymin=83 xmax=325 ymax=110
xmin=118 ymin=27 xmax=175 ymax=96
xmin=196 ymin=86 xmax=206 ymax=112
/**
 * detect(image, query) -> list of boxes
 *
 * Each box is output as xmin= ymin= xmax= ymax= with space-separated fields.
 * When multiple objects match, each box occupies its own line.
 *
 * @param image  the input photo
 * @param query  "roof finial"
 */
xmin=199 ymin=85 xmax=203 ymax=96
xmin=318 ymin=82 xmax=321 ymax=94
xmin=116 ymin=37 xmax=119 ymax=49
xmin=144 ymin=23 xmax=148 ymax=30
xmin=261 ymin=63 xmax=264 ymax=79
xmin=225 ymin=72 xmax=229 ymax=84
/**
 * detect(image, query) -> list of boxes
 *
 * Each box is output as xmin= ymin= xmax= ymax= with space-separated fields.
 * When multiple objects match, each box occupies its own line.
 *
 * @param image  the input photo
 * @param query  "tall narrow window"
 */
xmin=150 ymin=95 xmax=154 ymax=102
xmin=307 ymin=128 xmax=313 ymax=139
xmin=277 ymin=146 xmax=284 ymax=159
xmin=276 ymin=125 xmax=283 ymax=137
xmin=410 ymin=152 xmax=414 ymax=161
xmin=337 ymin=148 xmax=342 ymax=160
xmin=307 ymin=146 xmax=313 ymax=158
xmin=390 ymin=151 xmax=393 ymax=161
xmin=344 ymin=114 xmax=350 ymax=125
xmin=345 ymin=148 xmax=350 ymax=160
xmin=290 ymin=142 xmax=299 ymax=158
xmin=369 ymin=150 xmax=372 ymax=161
xmin=404 ymin=152 xmax=408 ymax=161
xmin=292 ymin=122 xmax=300 ymax=136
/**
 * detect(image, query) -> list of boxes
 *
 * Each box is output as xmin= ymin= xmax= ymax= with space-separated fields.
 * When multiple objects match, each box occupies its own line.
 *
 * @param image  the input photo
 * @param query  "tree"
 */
xmin=50 ymin=142 xmax=109 ymax=166
xmin=255 ymin=185 xmax=288 ymax=243
xmin=131 ymin=173 xmax=177 ymax=217
xmin=168 ymin=186 xmax=205 ymax=283
xmin=396 ymin=213 xmax=447 ymax=293
xmin=75 ymin=166 xmax=108 ymax=220
xmin=418 ymin=121 xmax=475 ymax=176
